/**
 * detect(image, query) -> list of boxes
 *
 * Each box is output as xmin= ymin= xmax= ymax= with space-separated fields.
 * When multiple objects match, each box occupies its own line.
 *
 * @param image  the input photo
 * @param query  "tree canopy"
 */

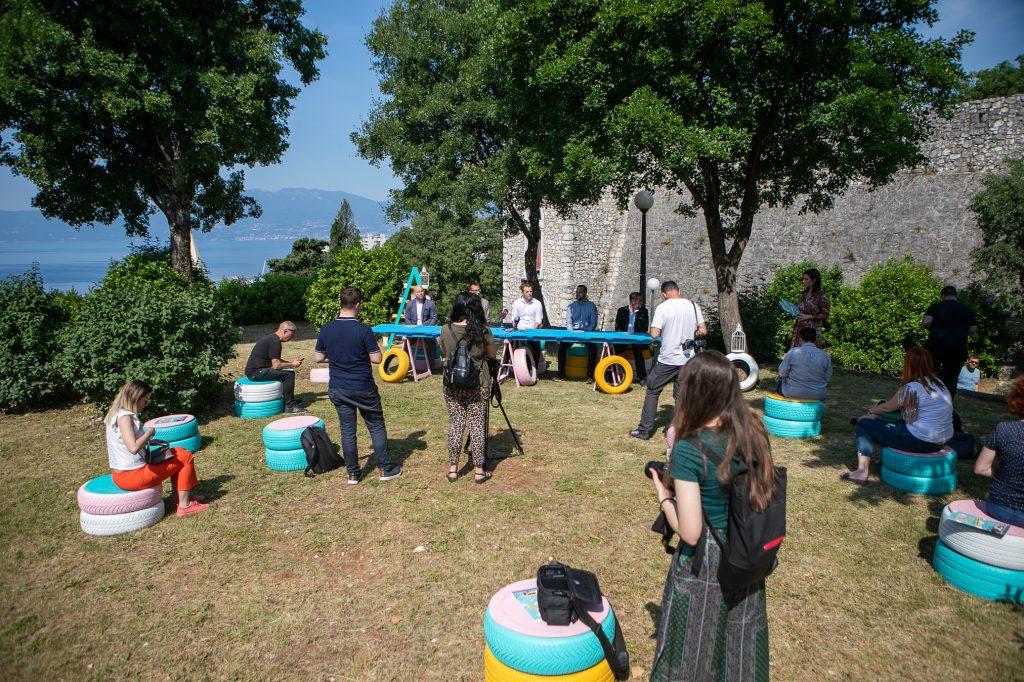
xmin=0 ymin=0 xmax=326 ymax=279
xmin=267 ymin=237 xmax=330 ymax=277
xmin=329 ymin=199 xmax=361 ymax=251
xmin=965 ymin=55 xmax=1024 ymax=100
xmin=968 ymin=157 xmax=1024 ymax=314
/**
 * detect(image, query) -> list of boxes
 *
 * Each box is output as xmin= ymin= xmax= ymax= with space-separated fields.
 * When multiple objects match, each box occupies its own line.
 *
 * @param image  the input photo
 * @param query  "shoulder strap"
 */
xmin=685 ymin=435 xmax=730 ymax=575
xmin=571 ymin=594 xmax=629 ymax=680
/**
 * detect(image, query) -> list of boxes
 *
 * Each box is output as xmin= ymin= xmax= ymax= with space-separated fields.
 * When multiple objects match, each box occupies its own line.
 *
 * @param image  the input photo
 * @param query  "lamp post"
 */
xmin=633 ymin=191 xmax=654 ymax=301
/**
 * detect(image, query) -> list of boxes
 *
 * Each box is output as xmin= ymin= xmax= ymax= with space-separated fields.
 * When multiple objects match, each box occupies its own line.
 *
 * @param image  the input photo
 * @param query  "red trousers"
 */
xmin=112 ymin=447 xmax=198 ymax=492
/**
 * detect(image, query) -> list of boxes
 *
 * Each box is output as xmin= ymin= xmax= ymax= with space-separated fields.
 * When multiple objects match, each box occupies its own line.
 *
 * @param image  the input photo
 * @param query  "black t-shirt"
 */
xmin=315 ymin=317 xmax=379 ymax=392
xmin=245 ymin=333 xmax=282 ymax=375
xmin=924 ymin=299 xmax=977 ymax=352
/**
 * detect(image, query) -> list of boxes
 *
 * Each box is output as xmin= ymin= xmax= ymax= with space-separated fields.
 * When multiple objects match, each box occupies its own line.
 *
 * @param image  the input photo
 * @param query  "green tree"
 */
xmin=305 ymin=246 xmax=405 ymax=327
xmin=968 ymin=157 xmax=1024 ymax=314
xmin=386 ymin=208 xmax=502 ymax=320
xmin=965 ymin=55 xmax=1024 ymax=100
xmin=329 ymin=199 xmax=361 ymax=251
xmin=492 ymin=0 xmax=969 ymax=336
xmin=267 ymin=238 xmax=330 ymax=276
xmin=0 ymin=1 xmax=326 ymax=280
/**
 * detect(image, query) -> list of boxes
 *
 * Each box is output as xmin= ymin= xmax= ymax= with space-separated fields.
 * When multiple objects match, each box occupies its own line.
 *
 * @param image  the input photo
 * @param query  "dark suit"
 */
xmin=614 ymin=305 xmax=650 ymax=381
xmin=404 ymin=298 xmax=438 ymax=365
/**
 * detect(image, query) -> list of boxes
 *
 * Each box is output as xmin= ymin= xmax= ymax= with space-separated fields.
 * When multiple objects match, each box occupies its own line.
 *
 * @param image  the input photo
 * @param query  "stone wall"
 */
xmin=501 ymin=95 xmax=1024 ymax=328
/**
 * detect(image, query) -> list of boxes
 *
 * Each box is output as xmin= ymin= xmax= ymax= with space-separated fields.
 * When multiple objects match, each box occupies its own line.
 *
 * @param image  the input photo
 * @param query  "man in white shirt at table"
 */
xmin=509 ymin=281 xmax=545 ymax=369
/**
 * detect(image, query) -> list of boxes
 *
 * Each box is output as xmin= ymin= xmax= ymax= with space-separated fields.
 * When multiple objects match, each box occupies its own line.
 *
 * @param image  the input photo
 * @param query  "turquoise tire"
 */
xmin=764 ymin=396 xmax=824 ymax=422
xmin=235 ymin=398 xmax=284 ymax=419
xmin=933 ymin=539 xmax=1024 ymax=604
xmin=880 ymin=466 xmax=956 ymax=495
xmin=168 ymin=433 xmax=202 ymax=453
xmin=567 ymin=343 xmax=590 ymax=357
xmin=763 ymin=415 xmax=820 ymax=438
xmin=881 ymin=447 xmax=955 ymax=477
xmin=483 ymin=605 xmax=617 ymax=676
xmin=262 ymin=419 xmax=325 ymax=451
xmin=265 ymin=447 xmax=307 ymax=472
xmin=149 ymin=417 xmax=199 ymax=442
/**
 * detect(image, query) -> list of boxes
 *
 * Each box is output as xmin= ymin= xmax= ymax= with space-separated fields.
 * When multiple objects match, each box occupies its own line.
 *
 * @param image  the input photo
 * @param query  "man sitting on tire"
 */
xmin=245 ymin=321 xmax=305 ymax=414
xmin=778 ymin=326 xmax=832 ymax=401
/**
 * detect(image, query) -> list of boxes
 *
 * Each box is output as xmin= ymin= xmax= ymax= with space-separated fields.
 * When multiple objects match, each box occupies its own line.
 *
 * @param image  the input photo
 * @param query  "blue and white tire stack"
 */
xmin=762 ymin=394 xmax=823 ymax=438
xmin=77 ymin=474 xmax=164 ymax=536
xmin=933 ymin=499 xmax=1024 ymax=604
xmin=262 ymin=415 xmax=325 ymax=471
xmin=880 ymin=445 xmax=957 ymax=495
xmin=483 ymin=578 xmax=616 ymax=681
xmin=143 ymin=414 xmax=202 ymax=453
xmin=234 ymin=377 xmax=284 ymax=418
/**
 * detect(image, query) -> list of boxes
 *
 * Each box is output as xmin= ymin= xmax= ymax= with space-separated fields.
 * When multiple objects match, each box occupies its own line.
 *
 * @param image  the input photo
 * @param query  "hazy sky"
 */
xmin=0 ymin=0 xmax=1021 ymax=210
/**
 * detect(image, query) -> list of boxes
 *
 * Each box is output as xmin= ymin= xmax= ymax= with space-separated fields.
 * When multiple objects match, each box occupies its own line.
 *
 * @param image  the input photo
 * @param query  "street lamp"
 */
xmin=633 ymin=190 xmax=654 ymax=302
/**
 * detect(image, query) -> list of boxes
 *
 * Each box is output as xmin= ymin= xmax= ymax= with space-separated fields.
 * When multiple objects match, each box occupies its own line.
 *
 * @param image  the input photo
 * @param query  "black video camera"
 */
xmin=681 ymin=338 xmax=707 ymax=352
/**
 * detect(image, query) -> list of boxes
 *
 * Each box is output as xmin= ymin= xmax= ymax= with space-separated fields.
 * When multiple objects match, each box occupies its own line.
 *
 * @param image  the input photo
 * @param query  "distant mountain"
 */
xmin=0 ymin=187 xmax=394 ymax=242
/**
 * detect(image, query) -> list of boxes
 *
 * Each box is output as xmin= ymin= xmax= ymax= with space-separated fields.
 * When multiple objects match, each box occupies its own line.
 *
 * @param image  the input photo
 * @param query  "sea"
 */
xmin=0 ymin=235 xmax=297 ymax=291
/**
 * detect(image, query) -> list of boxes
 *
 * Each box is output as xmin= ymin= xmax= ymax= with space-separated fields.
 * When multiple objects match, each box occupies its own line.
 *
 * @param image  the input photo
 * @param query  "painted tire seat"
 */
xmin=763 ymin=414 xmax=820 ymax=439
xmin=932 ymin=538 xmax=1024 ymax=604
xmin=265 ymin=447 xmax=308 ymax=472
xmin=763 ymin=394 xmax=824 ymax=422
xmin=77 ymin=475 xmax=163 ymax=515
xmin=166 ymin=433 xmax=203 ymax=453
xmin=484 ymin=578 xmax=617 ymax=676
xmin=233 ymin=376 xmax=284 ymax=402
xmin=512 ymin=348 xmax=538 ymax=386
xmin=235 ymin=398 xmax=284 ymax=419
xmin=881 ymin=446 xmax=955 ymax=477
xmin=880 ymin=466 xmax=956 ymax=495
xmin=263 ymin=416 xmax=325 ymax=450
xmin=483 ymin=645 xmax=613 ymax=682
xmin=726 ymin=352 xmax=759 ymax=392
xmin=143 ymin=414 xmax=198 ymax=441
xmin=80 ymin=500 xmax=165 ymax=537
xmin=939 ymin=500 xmax=1024 ymax=571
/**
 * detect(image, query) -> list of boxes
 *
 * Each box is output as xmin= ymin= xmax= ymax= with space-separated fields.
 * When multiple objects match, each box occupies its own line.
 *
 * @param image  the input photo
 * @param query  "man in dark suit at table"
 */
xmin=403 ymin=285 xmax=439 ymax=367
xmin=614 ymin=292 xmax=650 ymax=383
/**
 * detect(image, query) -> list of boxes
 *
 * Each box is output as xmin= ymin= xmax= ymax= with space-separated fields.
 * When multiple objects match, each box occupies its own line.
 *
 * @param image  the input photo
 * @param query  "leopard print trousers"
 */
xmin=443 ymin=384 xmax=489 ymax=467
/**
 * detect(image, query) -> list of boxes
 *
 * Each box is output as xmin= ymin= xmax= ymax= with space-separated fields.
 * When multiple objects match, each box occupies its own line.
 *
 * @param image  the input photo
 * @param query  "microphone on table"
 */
xmin=500 ymin=308 xmax=509 ymax=321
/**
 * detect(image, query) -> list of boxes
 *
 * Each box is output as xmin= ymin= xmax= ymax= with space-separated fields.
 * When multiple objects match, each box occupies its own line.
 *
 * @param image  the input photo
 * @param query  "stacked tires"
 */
xmin=763 ymin=394 xmax=823 ymax=438
xmin=483 ymin=579 xmax=616 ymax=681
xmin=77 ymin=474 xmax=164 ymax=536
xmin=563 ymin=344 xmax=589 ymax=379
xmin=881 ymin=446 xmax=957 ymax=495
xmin=234 ymin=377 xmax=284 ymax=418
xmin=263 ymin=415 xmax=325 ymax=472
xmin=933 ymin=500 xmax=1024 ymax=603
xmin=143 ymin=414 xmax=202 ymax=453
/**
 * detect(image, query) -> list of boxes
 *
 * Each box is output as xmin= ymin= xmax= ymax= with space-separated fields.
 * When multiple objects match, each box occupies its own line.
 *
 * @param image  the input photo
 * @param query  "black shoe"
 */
xmin=347 ymin=472 xmax=361 ymax=485
xmin=628 ymin=429 xmax=652 ymax=440
xmin=284 ymin=405 xmax=306 ymax=414
xmin=379 ymin=466 xmax=403 ymax=481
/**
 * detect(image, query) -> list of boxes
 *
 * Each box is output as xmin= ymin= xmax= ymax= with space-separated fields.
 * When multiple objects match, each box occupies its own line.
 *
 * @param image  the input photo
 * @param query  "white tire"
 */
xmin=512 ymin=348 xmax=538 ymax=386
xmin=80 ymin=500 xmax=165 ymax=537
xmin=234 ymin=379 xmax=284 ymax=402
xmin=726 ymin=352 xmax=759 ymax=392
xmin=939 ymin=500 xmax=1024 ymax=571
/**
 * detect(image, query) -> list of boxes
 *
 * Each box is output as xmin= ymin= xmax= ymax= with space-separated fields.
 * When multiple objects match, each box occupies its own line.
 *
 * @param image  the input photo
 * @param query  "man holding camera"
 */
xmin=629 ymin=281 xmax=706 ymax=440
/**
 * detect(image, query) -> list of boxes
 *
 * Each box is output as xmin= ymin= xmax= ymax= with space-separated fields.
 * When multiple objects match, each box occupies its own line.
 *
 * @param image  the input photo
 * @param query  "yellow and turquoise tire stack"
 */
xmin=762 ymin=393 xmax=823 ymax=438
xmin=483 ymin=578 xmax=615 ymax=681
xmin=564 ymin=344 xmax=589 ymax=379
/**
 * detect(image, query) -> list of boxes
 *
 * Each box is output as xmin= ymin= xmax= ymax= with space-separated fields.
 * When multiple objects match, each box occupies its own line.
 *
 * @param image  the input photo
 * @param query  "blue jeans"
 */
xmin=987 ymin=500 xmax=1024 ymax=527
xmin=328 ymin=386 xmax=391 ymax=473
xmin=855 ymin=417 xmax=943 ymax=458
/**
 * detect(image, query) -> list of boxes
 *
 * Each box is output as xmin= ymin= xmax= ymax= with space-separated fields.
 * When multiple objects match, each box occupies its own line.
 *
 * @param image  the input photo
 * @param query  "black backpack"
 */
xmin=692 ymin=439 xmax=787 ymax=594
xmin=300 ymin=425 xmax=343 ymax=478
xmin=443 ymin=324 xmax=480 ymax=390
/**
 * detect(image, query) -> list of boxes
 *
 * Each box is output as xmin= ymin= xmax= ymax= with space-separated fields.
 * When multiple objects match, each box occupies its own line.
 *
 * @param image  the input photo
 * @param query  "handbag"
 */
xmin=144 ymin=439 xmax=172 ymax=465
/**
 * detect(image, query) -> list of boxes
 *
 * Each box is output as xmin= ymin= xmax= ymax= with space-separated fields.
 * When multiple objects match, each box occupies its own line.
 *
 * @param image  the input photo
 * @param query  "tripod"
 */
xmin=463 ymin=361 xmax=525 ymax=460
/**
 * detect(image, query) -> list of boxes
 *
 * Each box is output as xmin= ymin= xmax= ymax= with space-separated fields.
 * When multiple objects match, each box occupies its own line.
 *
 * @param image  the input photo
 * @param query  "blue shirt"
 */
xmin=566 ymin=299 xmax=597 ymax=331
xmin=957 ymin=366 xmax=980 ymax=392
xmin=627 ymin=309 xmax=636 ymax=333
xmin=315 ymin=317 xmax=379 ymax=392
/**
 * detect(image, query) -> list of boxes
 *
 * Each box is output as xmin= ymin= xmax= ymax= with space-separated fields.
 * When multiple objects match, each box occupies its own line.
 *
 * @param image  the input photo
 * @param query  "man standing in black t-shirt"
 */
xmin=921 ymin=285 xmax=978 ymax=400
xmin=245 ymin=321 xmax=304 ymax=413
xmin=314 ymin=287 xmax=401 ymax=484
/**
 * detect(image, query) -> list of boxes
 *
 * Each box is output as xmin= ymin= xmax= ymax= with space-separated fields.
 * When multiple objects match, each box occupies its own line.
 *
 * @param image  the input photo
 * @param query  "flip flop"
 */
xmin=474 ymin=471 xmax=492 ymax=485
xmin=840 ymin=472 xmax=868 ymax=486
xmin=446 ymin=470 xmax=459 ymax=483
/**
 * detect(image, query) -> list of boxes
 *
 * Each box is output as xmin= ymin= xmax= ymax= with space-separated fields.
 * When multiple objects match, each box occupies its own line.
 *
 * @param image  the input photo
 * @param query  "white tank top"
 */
xmin=106 ymin=409 xmax=145 ymax=471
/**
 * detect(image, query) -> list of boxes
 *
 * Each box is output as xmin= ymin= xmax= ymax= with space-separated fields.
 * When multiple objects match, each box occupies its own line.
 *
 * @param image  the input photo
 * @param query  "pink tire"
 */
xmin=77 ymin=474 xmax=163 ymax=515
xmin=512 ymin=347 xmax=538 ymax=386
xmin=310 ymin=368 xmax=329 ymax=384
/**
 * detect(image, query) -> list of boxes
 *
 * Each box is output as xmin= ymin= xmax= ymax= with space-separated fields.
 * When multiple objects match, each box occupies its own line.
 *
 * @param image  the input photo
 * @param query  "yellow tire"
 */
xmin=378 ymin=348 xmax=410 ymax=383
xmin=483 ymin=646 xmax=614 ymax=682
xmin=765 ymin=392 xmax=819 ymax=403
xmin=594 ymin=355 xmax=633 ymax=394
xmin=565 ymin=363 xmax=588 ymax=379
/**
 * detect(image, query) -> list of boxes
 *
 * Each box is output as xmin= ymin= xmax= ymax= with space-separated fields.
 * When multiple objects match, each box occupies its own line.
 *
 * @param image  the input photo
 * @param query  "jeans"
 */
xmin=855 ymin=417 xmax=943 ymax=458
xmin=986 ymin=500 xmax=1024 ymax=527
xmin=328 ymin=386 xmax=391 ymax=473
xmin=247 ymin=367 xmax=296 ymax=405
xmin=637 ymin=362 xmax=684 ymax=435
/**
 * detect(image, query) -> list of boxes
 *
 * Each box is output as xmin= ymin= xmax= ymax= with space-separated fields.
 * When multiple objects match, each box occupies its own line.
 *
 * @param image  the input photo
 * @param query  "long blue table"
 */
xmin=372 ymin=324 xmax=655 ymax=345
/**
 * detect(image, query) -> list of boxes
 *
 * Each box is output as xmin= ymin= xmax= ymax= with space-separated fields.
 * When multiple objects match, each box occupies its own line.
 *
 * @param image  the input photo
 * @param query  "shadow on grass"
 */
xmin=644 ymin=602 xmax=662 ymax=640
xmin=195 ymin=474 xmax=234 ymax=502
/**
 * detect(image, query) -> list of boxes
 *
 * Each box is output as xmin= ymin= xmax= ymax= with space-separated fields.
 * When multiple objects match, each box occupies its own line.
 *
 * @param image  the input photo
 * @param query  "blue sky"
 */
xmin=0 ymin=0 xmax=1021 ymax=211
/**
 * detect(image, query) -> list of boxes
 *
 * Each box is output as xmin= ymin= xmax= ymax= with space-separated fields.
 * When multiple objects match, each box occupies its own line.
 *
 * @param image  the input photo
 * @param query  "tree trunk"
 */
xmin=166 ymin=200 xmax=194 ymax=282
xmin=509 ymin=199 xmax=550 ymax=327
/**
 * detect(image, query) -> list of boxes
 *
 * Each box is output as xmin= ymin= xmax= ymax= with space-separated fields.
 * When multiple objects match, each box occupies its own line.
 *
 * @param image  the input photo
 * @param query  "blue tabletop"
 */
xmin=372 ymin=323 xmax=655 ymax=345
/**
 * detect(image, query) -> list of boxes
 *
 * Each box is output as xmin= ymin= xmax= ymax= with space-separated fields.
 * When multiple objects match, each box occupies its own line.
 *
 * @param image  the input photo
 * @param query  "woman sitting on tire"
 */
xmin=105 ymin=380 xmax=209 ymax=516
xmin=648 ymin=351 xmax=778 ymax=680
xmin=841 ymin=347 xmax=953 ymax=485
xmin=439 ymin=293 xmax=497 ymax=484
xmin=974 ymin=376 xmax=1024 ymax=526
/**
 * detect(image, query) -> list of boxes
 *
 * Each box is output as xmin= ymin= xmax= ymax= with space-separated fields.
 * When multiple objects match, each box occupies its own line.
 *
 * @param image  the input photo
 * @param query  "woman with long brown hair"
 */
xmin=791 ymin=267 xmax=829 ymax=348
xmin=841 ymin=347 xmax=953 ymax=485
xmin=648 ymin=351 xmax=777 ymax=680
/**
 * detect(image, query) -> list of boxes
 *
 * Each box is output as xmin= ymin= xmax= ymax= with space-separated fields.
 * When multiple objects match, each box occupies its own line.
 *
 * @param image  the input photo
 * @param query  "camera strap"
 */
xmin=570 ymin=592 xmax=630 ymax=680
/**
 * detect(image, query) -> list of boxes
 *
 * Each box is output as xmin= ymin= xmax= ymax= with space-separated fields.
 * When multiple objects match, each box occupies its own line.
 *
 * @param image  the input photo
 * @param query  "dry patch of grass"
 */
xmin=1 ymin=324 xmax=1021 ymax=680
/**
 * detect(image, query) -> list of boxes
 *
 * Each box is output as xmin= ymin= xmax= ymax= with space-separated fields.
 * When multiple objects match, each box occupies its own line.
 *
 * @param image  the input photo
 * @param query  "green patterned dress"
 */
xmin=650 ymin=432 xmax=770 ymax=681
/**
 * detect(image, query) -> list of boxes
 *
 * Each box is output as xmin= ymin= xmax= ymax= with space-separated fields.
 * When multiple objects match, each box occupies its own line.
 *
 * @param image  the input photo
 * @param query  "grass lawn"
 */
xmin=1 ymin=323 xmax=1021 ymax=681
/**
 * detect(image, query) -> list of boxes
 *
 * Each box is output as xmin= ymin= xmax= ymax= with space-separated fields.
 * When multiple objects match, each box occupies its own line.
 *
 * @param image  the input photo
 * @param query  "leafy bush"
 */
xmin=266 ymin=238 xmax=331 ymax=276
xmin=215 ymin=274 xmax=313 ymax=325
xmin=56 ymin=255 xmax=238 ymax=415
xmin=828 ymin=256 xmax=940 ymax=375
xmin=306 ymin=246 xmax=405 ymax=327
xmin=101 ymin=243 xmax=201 ymax=291
xmin=0 ymin=266 xmax=71 ymax=411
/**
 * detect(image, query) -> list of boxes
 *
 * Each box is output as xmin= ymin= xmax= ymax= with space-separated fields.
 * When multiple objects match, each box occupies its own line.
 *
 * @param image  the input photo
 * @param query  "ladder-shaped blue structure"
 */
xmin=385 ymin=266 xmax=424 ymax=351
